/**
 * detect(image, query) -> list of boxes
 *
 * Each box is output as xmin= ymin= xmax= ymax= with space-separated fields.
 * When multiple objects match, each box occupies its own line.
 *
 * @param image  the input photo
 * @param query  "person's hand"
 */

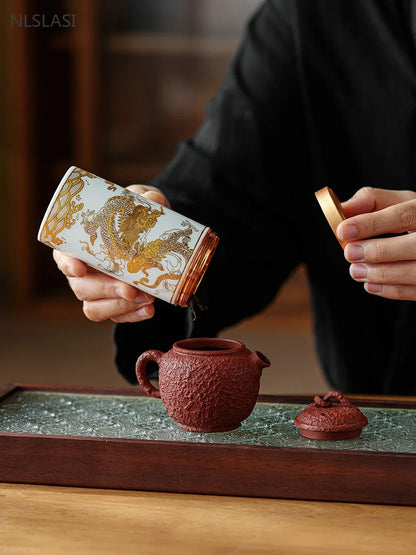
xmin=53 ymin=185 xmax=170 ymax=322
xmin=336 ymin=187 xmax=416 ymax=300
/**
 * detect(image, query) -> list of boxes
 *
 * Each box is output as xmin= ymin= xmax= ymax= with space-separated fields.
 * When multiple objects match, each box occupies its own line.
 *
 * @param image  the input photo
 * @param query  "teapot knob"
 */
xmin=314 ymin=391 xmax=350 ymax=407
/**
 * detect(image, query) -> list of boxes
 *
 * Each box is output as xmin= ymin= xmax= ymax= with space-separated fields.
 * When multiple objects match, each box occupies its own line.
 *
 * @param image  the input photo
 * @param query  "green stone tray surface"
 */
xmin=1 ymin=390 xmax=415 ymax=453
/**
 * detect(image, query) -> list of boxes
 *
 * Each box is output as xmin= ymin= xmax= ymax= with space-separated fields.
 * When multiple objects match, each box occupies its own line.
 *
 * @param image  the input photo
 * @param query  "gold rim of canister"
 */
xmin=315 ymin=187 xmax=347 ymax=248
xmin=173 ymin=229 xmax=220 ymax=307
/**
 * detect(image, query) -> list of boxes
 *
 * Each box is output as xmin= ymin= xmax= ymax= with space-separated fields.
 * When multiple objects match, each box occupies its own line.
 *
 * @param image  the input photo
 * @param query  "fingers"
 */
xmin=349 ymin=259 xmax=416 ymax=300
xmin=76 ymin=280 xmax=155 ymax=323
xmin=53 ymin=250 xmax=88 ymax=278
xmin=361 ymin=282 xmax=416 ymax=300
xmin=345 ymin=233 xmax=416 ymax=301
xmin=336 ymin=188 xmax=416 ymax=301
xmin=83 ymin=297 xmax=155 ymax=323
xmin=110 ymin=303 xmax=155 ymax=324
xmin=363 ymin=280 xmax=416 ymax=301
xmin=350 ymin=260 xmax=416 ymax=286
xmin=67 ymin=273 xmax=155 ymax=322
xmin=344 ymin=232 xmax=416 ymax=264
xmin=68 ymin=272 xmax=143 ymax=302
xmin=53 ymin=250 xmax=156 ymax=323
xmin=338 ymin=198 xmax=416 ymax=242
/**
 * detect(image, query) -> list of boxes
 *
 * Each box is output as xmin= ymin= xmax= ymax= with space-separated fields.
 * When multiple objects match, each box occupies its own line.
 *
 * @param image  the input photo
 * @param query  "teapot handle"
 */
xmin=135 ymin=350 xmax=163 ymax=399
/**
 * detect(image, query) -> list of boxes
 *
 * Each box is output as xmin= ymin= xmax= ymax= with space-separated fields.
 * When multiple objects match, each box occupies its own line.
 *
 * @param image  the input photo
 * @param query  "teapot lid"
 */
xmin=294 ymin=391 xmax=368 ymax=440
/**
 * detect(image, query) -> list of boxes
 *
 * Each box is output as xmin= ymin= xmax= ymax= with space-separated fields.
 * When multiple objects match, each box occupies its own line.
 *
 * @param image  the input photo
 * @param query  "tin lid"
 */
xmin=173 ymin=228 xmax=219 ymax=307
xmin=315 ymin=187 xmax=347 ymax=248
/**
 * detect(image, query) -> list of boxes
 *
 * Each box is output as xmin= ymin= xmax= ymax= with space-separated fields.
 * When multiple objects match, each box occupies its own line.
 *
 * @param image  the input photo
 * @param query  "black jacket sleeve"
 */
xmin=114 ymin=0 xmax=305 ymax=383
xmin=116 ymin=0 xmax=416 ymax=395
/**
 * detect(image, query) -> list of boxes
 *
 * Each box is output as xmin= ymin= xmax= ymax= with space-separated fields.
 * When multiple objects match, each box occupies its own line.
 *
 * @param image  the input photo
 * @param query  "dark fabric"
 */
xmin=115 ymin=0 xmax=416 ymax=394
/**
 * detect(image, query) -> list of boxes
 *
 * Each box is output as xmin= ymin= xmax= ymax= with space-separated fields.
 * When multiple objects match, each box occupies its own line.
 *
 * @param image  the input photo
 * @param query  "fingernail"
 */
xmin=365 ymin=283 xmax=383 ymax=294
xmin=115 ymin=288 xmax=130 ymax=300
xmin=66 ymin=265 xmax=76 ymax=278
xmin=339 ymin=224 xmax=358 ymax=241
xmin=350 ymin=263 xmax=367 ymax=280
xmin=133 ymin=293 xmax=152 ymax=304
xmin=345 ymin=244 xmax=364 ymax=261
xmin=136 ymin=306 xmax=152 ymax=319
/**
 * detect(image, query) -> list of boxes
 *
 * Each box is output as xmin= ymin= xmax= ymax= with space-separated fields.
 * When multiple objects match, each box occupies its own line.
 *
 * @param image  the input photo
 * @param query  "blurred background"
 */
xmin=0 ymin=0 xmax=330 ymax=394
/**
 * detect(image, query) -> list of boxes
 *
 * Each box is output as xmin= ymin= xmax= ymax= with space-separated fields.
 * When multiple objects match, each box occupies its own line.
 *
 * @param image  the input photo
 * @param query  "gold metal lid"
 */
xmin=315 ymin=187 xmax=347 ymax=248
xmin=173 ymin=229 xmax=219 ymax=307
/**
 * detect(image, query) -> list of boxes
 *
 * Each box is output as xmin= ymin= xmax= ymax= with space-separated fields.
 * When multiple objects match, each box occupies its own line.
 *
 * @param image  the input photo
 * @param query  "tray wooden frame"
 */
xmin=1 ymin=383 xmax=415 ymax=505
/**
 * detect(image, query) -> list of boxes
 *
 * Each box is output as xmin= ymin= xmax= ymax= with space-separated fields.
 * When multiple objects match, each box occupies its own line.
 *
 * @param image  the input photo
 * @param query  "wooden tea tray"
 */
xmin=1 ymin=384 xmax=415 ymax=505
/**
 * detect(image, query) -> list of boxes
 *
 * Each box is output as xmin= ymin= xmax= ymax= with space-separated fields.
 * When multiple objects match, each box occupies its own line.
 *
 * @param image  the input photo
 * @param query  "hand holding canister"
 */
xmin=38 ymin=167 xmax=219 ymax=314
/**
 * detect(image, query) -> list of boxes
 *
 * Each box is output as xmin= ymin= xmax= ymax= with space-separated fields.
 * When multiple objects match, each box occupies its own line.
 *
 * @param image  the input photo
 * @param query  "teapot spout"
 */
xmin=250 ymin=351 xmax=271 ymax=375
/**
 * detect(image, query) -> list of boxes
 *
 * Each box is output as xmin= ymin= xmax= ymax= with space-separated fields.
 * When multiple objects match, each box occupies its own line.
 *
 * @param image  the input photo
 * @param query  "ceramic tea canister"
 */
xmin=38 ymin=166 xmax=219 ymax=306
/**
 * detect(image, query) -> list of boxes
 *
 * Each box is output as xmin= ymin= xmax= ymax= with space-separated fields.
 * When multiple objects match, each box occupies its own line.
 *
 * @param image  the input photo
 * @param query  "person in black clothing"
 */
xmin=54 ymin=0 xmax=416 ymax=394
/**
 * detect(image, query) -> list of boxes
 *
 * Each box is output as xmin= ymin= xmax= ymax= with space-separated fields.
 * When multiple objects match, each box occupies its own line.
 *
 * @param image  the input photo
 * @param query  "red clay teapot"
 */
xmin=136 ymin=337 xmax=270 ymax=432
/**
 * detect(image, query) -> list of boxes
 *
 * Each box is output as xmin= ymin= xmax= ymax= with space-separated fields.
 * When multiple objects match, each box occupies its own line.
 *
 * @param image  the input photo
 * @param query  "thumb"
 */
xmin=141 ymin=190 xmax=171 ymax=208
xmin=126 ymin=184 xmax=171 ymax=208
xmin=341 ymin=187 xmax=377 ymax=218
xmin=341 ymin=187 xmax=416 ymax=218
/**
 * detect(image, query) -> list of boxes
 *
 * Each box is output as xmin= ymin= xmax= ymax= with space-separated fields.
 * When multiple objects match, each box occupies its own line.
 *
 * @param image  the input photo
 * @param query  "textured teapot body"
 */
xmin=136 ymin=338 xmax=270 ymax=432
